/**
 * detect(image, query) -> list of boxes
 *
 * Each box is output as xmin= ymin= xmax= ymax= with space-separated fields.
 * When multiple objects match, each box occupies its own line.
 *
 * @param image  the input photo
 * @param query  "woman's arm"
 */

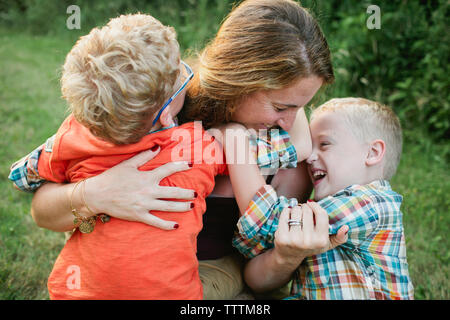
xmin=244 ymin=203 xmax=349 ymax=293
xmin=31 ymin=148 xmax=196 ymax=232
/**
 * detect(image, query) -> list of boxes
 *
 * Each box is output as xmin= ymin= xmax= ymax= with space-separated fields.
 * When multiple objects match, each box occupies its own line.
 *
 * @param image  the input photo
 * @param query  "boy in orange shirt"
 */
xmin=37 ymin=13 xmax=227 ymax=299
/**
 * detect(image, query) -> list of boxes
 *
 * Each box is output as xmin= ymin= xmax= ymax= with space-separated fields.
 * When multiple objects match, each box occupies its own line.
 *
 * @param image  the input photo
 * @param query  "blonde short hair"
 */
xmin=61 ymin=13 xmax=181 ymax=144
xmin=311 ymin=98 xmax=403 ymax=180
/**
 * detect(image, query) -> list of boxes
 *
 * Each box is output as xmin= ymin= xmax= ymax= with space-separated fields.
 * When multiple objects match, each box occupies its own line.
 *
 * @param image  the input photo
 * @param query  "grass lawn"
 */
xmin=0 ymin=30 xmax=448 ymax=300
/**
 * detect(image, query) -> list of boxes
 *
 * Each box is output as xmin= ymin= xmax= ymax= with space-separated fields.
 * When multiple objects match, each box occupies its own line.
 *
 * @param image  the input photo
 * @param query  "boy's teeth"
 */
xmin=313 ymin=170 xmax=326 ymax=179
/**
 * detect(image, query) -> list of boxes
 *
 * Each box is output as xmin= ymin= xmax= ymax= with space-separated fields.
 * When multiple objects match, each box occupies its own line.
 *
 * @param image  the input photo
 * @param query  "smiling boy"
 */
xmin=233 ymin=97 xmax=414 ymax=299
xmin=307 ymin=97 xmax=401 ymax=199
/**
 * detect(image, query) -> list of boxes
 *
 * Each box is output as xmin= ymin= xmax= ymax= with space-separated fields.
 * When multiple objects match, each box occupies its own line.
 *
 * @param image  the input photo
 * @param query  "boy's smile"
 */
xmin=307 ymin=111 xmax=369 ymax=200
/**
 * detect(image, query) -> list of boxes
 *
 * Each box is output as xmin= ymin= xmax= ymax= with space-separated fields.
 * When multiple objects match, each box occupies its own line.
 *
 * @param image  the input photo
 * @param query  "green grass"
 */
xmin=0 ymin=30 xmax=448 ymax=300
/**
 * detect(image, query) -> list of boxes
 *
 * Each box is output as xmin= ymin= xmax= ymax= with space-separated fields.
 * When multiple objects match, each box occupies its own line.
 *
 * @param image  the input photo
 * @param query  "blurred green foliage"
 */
xmin=303 ymin=0 xmax=449 ymax=146
xmin=1 ymin=0 xmax=448 ymax=145
xmin=0 ymin=0 xmax=449 ymax=300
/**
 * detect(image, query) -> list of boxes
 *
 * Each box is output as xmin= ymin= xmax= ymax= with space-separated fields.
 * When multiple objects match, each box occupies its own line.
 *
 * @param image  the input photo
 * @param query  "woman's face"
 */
xmin=231 ymin=76 xmax=323 ymax=132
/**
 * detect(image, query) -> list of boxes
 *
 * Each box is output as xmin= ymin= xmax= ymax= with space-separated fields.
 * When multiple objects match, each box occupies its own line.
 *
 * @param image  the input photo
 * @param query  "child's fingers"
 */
xmin=329 ymin=225 xmax=349 ymax=249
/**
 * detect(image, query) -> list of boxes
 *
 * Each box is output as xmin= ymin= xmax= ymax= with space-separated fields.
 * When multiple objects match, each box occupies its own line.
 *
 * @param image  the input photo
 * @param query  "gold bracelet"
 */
xmin=81 ymin=179 xmax=95 ymax=216
xmin=81 ymin=179 xmax=110 ymax=224
xmin=70 ymin=179 xmax=96 ymax=233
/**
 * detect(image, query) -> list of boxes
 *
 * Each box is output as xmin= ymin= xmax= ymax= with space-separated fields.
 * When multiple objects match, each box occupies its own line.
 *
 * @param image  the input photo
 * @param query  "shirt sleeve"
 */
xmin=251 ymin=129 xmax=298 ymax=176
xmin=233 ymin=185 xmax=381 ymax=258
xmin=232 ymin=185 xmax=297 ymax=258
xmin=8 ymin=135 xmax=56 ymax=192
xmin=8 ymin=143 xmax=46 ymax=193
xmin=318 ymin=190 xmax=379 ymax=247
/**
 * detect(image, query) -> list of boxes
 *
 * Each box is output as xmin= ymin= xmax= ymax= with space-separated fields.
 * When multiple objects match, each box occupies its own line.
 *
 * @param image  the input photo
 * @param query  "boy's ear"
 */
xmin=159 ymin=105 xmax=175 ymax=127
xmin=366 ymin=139 xmax=385 ymax=166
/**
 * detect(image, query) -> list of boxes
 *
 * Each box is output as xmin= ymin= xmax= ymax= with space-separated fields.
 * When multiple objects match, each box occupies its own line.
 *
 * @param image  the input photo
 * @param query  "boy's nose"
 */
xmin=306 ymin=150 xmax=318 ymax=164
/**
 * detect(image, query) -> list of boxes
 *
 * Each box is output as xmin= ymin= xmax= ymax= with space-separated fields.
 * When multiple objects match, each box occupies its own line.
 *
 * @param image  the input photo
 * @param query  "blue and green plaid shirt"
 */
xmin=233 ymin=180 xmax=414 ymax=300
xmin=8 ymin=138 xmax=52 ymax=192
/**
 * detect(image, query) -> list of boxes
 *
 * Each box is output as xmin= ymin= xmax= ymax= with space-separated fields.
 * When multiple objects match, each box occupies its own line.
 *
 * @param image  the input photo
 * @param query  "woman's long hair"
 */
xmin=181 ymin=0 xmax=334 ymax=128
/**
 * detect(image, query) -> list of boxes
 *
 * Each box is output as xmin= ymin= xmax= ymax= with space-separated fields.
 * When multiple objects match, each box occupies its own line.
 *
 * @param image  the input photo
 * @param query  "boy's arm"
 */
xmin=220 ymin=122 xmax=304 ymax=216
xmin=9 ymin=142 xmax=48 ymax=192
xmin=232 ymin=185 xmax=294 ymax=258
xmin=219 ymin=123 xmax=266 ymax=215
xmin=243 ymin=203 xmax=349 ymax=293
xmin=287 ymin=108 xmax=312 ymax=162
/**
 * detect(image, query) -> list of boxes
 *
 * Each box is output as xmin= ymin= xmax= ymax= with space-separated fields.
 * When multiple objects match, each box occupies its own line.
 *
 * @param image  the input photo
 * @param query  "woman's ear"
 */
xmin=366 ymin=139 xmax=385 ymax=166
xmin=159 ymin=106 xmax=175 ymax=127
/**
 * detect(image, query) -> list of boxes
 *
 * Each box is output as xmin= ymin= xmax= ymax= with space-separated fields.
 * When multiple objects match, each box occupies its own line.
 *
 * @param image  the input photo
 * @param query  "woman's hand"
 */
xmin=83 ymin=147 xmax=196 ymax=230
xmin=273 ymin=202 xmax=349 ymax=265
xmin=243 ymin=201 xmax=348 ymax=293
xmin=31 ymin=147 xmax=196 ymax=232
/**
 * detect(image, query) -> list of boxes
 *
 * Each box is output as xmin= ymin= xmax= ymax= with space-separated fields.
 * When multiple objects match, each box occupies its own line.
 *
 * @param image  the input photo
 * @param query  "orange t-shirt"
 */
xmin=38 ymin=115 xmax=226 ymax=299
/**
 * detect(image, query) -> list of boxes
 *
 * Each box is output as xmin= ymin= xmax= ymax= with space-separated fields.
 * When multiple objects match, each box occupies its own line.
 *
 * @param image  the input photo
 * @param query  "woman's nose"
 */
xmin=277 ymin=111 xmax=297 ymax=131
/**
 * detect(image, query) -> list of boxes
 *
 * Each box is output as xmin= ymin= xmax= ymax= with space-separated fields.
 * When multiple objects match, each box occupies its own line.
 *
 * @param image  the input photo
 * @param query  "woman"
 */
xmin=21 ymin=0 xmax=346 ymax=299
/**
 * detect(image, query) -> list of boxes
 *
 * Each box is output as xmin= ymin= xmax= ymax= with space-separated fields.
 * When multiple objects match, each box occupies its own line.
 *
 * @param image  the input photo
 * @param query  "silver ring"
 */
xmin=288 ymin=219 xmax=303 ymax=227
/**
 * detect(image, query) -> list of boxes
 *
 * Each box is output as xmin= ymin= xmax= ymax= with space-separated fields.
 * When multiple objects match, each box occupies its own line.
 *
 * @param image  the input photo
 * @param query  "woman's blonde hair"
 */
xmin=182 ymin=0 xmax=334 ymax=128
xmin=61 ymin=13 xmax=180 ymax=144
xmin=311 ymin=98 xmax=403 ymax=180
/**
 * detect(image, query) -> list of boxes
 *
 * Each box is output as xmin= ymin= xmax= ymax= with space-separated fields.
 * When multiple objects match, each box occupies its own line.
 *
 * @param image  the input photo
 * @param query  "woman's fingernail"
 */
xmin=151 ymin=145 xmax=159 ymax=152
xmin=307 ymin=199 xmax=313 ymax=202
xmin=190 ymin=202 xmax=195 ymax=209
xmin=188 ymin=162 xmax=193 ymax=168
xmin=194 ymin=192 xmax=198 ymax=198
xmin=173 ymin=224 xmax=179 ymax=229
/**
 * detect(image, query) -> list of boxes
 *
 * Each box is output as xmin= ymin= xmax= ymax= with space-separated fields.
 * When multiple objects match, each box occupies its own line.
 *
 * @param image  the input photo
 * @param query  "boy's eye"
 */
xmin=320 ymin=142 xmax=330 ymax=148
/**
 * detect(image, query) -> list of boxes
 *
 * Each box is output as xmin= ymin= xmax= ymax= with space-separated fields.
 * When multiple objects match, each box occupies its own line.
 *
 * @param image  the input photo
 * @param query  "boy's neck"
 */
xmin=364 ymin=165 xmax=385 ymax=185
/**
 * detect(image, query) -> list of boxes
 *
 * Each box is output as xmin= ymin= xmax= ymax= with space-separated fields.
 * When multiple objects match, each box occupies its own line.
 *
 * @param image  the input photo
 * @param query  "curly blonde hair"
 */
xmin=312 ymin=98 xmax=403 ymax=180
xmin=61 ymin=13 xmax=181 ymax=144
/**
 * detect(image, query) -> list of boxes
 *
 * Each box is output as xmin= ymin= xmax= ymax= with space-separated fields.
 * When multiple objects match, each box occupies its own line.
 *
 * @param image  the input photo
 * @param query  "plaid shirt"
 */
xmin=8 ymin=135 xmax=56 ymax=192
xmin=8 ymin=129 xmax=297 ymax=192
xmin=248 ymin=128 xmax=298 ymax=176
xmin=233 ymin=180 xmax=414 ymax=300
